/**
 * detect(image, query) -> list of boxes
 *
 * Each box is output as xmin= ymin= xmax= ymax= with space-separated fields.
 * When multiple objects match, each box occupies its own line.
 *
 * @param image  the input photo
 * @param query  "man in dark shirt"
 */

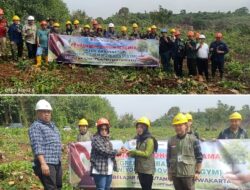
xmin=159 ymin=28 xmax=174 ymax=73
xmin=218 ymin=112 xmax=248 ymax=139
xmin=209 ymin=32 xmax=229 ymax=80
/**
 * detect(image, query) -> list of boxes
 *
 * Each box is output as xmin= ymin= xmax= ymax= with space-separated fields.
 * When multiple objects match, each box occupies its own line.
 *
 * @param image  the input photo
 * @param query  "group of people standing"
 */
xmin=0 ymin=8 xmax=229 ymax=81
xmin=159 ymin=29 xmax=229 ymax=81
xmin=28 ymin=99 xmax=247 ymax=190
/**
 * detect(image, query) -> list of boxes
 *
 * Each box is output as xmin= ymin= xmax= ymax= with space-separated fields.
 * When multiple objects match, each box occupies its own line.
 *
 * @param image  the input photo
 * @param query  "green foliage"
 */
xmin=0 ymin=0 xmax=70 ymax=22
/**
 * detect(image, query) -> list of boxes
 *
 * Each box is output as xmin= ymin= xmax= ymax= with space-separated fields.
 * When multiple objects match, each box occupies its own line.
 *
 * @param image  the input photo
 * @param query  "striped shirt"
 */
xmin=29 ymin=120 xmax=62 ymax=165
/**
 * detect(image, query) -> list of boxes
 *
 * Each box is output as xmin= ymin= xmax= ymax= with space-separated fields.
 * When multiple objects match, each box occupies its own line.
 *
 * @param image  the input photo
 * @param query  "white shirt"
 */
xmin=196 ymin=43 xmax=209 ymax=59
xmin=92 ymin=158 xmax=114 ymax=175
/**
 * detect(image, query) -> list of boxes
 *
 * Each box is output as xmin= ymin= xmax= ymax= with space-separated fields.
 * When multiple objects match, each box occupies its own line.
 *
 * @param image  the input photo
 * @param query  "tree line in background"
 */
xmin=0 ymin=0 xmax=250 ymax=33
xmin=0 ymin=97 xmax=250 ymax=130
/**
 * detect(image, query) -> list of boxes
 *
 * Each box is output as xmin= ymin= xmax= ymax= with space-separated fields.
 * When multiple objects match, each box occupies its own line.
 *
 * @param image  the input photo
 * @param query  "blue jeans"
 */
xmin=93 ymin=174 xmax=112 ymax=190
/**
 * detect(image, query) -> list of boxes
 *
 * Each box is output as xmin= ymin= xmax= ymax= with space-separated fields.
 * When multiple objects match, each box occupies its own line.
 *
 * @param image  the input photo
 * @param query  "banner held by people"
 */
xmin=48 ymin=34 xmax=160 ymax=67
xmin=68 ymin=140 xmax=250 ymax=189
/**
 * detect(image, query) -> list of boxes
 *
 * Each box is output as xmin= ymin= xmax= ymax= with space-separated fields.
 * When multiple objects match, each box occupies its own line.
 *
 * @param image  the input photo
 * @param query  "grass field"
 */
xmin=0 ymin=126 xmax=238 ymax=190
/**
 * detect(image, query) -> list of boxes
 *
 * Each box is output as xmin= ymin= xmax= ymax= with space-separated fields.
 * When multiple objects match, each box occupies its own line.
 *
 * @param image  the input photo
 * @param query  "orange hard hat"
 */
xmin=97 ymin=24 xmax=103 ymax=29
xmin=96 ymin=118 xmax=110 ymax=128
xmin=195 ymin=32 xmax=200 ymax=39
xmin=92 ymin=19 xmax=98 ymax=25
xmin=215 ymin=32 xmax=223 ymax=38
xmin=0 ymin=8 xmax=4 ymax=15
xmin=187 ymin=31 xmax=194 ymax=37
xmin=174 ymin=30 xmax=181 ymax=36
xmin=40 ymin=20 xmax=48 ymax=26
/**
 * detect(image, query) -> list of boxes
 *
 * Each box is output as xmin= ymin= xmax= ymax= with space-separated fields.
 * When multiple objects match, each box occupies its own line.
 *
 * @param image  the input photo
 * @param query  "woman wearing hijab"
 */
xmin=127 ymin=117 xmax=158 ymax=190
xmin=90 ymin=118 xmax=124 ymax=190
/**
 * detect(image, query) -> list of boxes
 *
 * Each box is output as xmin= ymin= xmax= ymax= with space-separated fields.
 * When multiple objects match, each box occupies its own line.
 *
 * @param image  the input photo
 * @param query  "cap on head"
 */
xmin=229 ymin=112 xmax=242 ymax=120
xmin=78 ymin=118 xmax=89 ymax=126
xmin=132 ymin=23 xmax=138 ymax=28
xmin=12 ymin=15 xmax=20 ymax=21
xmin=73 ymin=20 xmax=80 ymax=25
xmin=185 ymin=113 xmax=193 ymax=121
xmin=96 ymin=118 xmax=110 ymax=128
xmin=27 ymin=15 xmax=35 ymax=21
xmin=172 ymin=113 xmax=188 ymax=125
xmin=108 ymin=23 xmax=115 ymax=28
xmin=35 ymin=99 xmax=52 ymax=111
xmin=136 ymin=117 xmax=151 ymax=128
xmin=187 ymin=31 xmax=194 ymax=37
xmin=199 ymin=34 xmax=206 ymax=39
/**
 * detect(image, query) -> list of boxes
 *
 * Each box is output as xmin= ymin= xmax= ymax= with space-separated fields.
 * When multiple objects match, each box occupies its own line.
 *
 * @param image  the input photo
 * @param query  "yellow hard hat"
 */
xmin=172 ymin=113 xmax=188 ymax=125
xmin=66 ymin=21 xmax=72 ymax=25
xmin=229 ymin=112 xmax=242 ymax=120
xmin=73 ymin=20 xmax=80 ymax=25
xmin=132 ymin=23 xmax=138 ymax=28
xmin=53 ymin=23 xmax=60 ymax=27
xmin=147 ymin=27 xmax=151 ymax=32
xmin=170 ymin=28 xmax=176 ymax=33
xmin=151 ymin=25 xmax=157 ymax=29
xmin=84 ymin=24 xmax=90 ymax=29
xmin=121 ymin=26 xmax=127 ymax=32
xmin=185 ymin=113 xmax=193 ymax=121
xmin=136 ymin=117 xmax=151 ymax=128
xmin=12 ymin=15 xmax=20 ymax=21
xmin=78 ymin=118 xmax=89 ymax=126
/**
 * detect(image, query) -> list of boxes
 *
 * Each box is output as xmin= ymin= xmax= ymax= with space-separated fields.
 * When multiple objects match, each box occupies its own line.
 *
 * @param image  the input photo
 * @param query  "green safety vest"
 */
xmin=168 ymin=134 xmax=196 ymax=177
xmin=77 ymin=131 xmax=92 ymax=142
xmin=134 ymin=138 xmax=155 ymax=175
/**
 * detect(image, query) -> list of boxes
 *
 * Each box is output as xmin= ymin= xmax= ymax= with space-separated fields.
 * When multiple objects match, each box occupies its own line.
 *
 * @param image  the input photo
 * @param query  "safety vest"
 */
xmin=168 ymin=134 xmax=196 ymax=177
xmin=134 ymin=138 xmax=155 ymax=175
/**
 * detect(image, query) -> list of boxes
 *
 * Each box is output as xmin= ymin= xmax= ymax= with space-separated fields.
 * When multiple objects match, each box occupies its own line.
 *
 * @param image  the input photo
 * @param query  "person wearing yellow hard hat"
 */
xmin=8 ymin=15 xmax=23 ymax=61
xmin=130 ymin=23 xmax=141 ymax=40
xmin=143 ymin=27 xmax=152 ymax=39
xmin=72 ymin=19 xmax=82 ymax=36
xmin=50 ymin=22 xmax=61 ymax=34
xmin=65 ymin=21 xmax=73 ymax=35
xmin=185 ymin=113 xmax=200 ymax=140
xmin=82 ymin=24 xmax=91 ymax=37
xmin=218 ymin=112 xmax=248 ymax=139
xmin=119 ymin=26 xmax=129 ymax=40
xmin=77 ymin=118 xmax=92 ymax=142
xmin=169 ymin=28 xmax=176 ymax=42
xmin=126 ymin=117 xmax=158 ymax=190
xmin=167 ymin=113 xmax=203 ymax=190
xmin=148 ymin=25 xmax=159 ymax=40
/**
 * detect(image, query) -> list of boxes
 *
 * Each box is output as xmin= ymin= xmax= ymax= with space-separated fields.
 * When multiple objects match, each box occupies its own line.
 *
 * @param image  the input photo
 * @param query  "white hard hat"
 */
xmin=108 ymin=23 xmax=114 ymax=28
xmin=35 ymin=99 xmax=53 ymax=111
xmin=27 ymin=16 xmax=35 ymax=21
xmin=199 ymin=34 xmax=206 ymax=39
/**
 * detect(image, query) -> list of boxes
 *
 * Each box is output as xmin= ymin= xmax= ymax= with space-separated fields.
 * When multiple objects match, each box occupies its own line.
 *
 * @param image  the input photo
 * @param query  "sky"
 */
xmin=63 ymin=0 xmax=250 ymax=18
xmin=102 ymin=95 xmax=250 ymax=121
